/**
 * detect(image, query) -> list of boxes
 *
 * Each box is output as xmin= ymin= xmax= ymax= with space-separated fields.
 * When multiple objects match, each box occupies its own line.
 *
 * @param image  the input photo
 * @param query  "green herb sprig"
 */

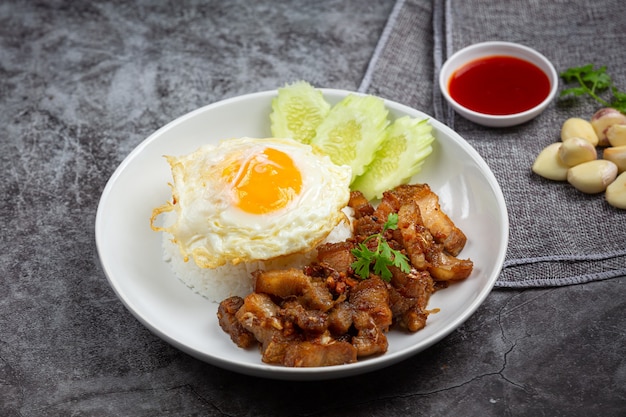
xmin=351 ymin=213 xmax=411 ymax=281
xmin=560 ymin=64 xmax=626 ymax=114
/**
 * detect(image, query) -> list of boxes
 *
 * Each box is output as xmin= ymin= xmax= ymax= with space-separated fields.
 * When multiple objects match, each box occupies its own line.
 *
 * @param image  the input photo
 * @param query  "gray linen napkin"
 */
xmin=360 ymin=0 xmax=626 ymax=287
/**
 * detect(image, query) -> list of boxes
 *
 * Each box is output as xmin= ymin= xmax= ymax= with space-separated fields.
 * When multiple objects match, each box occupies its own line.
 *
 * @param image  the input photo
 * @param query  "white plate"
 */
xmin=95 ymin=89 xmax=509 ymax=380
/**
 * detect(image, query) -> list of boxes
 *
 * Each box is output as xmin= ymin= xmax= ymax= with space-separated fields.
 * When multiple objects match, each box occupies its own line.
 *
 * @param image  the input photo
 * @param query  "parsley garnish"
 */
xmin=560 ymin=64 xmax=626 ymax=113
xmin=351 ymin=213 xmax=411 ymax=281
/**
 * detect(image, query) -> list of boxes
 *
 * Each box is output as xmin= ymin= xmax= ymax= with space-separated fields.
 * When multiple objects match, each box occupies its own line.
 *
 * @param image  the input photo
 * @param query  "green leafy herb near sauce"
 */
xmin=560 ymin=64 xmax=626 ymax=114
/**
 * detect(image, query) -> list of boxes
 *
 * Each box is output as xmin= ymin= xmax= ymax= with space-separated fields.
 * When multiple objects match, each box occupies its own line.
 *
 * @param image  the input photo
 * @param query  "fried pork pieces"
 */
xmin=217 ymin=184 xmax=473 ymax=367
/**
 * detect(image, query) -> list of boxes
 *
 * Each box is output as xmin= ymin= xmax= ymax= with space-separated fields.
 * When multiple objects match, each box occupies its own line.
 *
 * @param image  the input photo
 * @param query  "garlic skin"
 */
xmin=532 ymin=143 xmax=569 ymax=181
xmin=605 ymin=171 xmax=626 ymax=209
xmin=567 ymin=160 xmax=618 ymax=194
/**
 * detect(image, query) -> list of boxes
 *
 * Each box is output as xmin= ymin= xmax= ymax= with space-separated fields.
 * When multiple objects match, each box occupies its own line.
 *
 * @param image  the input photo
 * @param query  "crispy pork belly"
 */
xmin=282 ymin=338 xmax=357 ymax=367
xmin=217 ymin=296 xmax=257 ymax=348
xmin=254 ymin=268 xmax=334 ymax=312
xmin=300 ymin=280 xmax=335 ymax=312
xmin=372 ymin=190 xmax=400 ymax=222
xmin=427 ymin=250 xmax=474 ymax=281
xmin=351 ymin=311 xmax=388 ymax=357
xmin=391 ymin=184 xmax=467 ymax=256
xmin=316 ymin=241 xmax=355 ymax=274
xmin=235 ymin=292 xmax=284 ymax=349
xmin=230 ymin=274 xmax=359 ymax=366
xmin=395 ymin=197 xmax=473 ymax=281
xmin=388 ymin=269 xmax=435 ymax=332
xmin=348 ymin=190 xmax=375 ymax=219
xmin=349 ymin=277 xmax=392 ymax=329
xmin=349 ymin=277 xmax=392 ymax=357
xmin=388 ymin=287 xmax=429 ymax=332
xmin=253 ymin=268 xmax=310 ymax=298
xmin=217 ymin=182 xmax=475 ymax=367
xmin=352 ymin=214 xmax=383 ymax=239
xmin=233 ymin=293 xmax=303 ymax=365
xmin=327 ymin=301 xmax=354 ymax=335
xmin=262 ymin=339 xmax=298 ymax=365
xmin=395 ymin=200 xmax=429 ymax=270
xmin=390 ymin=268 xmax=434 ymax=300
xmin=282 ymin=300 xmax=329 ymax=335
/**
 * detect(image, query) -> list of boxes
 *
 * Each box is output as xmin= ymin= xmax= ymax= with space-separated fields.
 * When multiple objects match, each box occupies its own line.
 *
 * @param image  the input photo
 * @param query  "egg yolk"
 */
xmin=223 ymin=147 xmax=302 ymax=214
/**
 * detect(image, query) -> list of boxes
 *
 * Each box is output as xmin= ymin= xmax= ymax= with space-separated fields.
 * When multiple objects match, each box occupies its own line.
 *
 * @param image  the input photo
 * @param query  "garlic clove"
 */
xmin=558 ymin=137 xmax=597 ymax=167
xmin=603 ymin=145 xmax=626 ymax=173
xmin=532 ymin=143 xmax=569 ymax=181
xmin=590 ymin=108 xmax=626 ymax=147
xmin=607 ymin=124 xmax=626 ymax=147
xmin=567 ymin=160 xmax=618 ymax=194
xmin=560 ymin=117 xmax=599 ymax=146
xmin=605 ymin=171 xmax=626 ymax=209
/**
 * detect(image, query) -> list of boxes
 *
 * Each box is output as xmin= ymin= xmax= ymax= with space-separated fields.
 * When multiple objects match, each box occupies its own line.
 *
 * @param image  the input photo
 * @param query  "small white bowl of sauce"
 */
xmin=439 ymin=41 xmax=558 ymax=127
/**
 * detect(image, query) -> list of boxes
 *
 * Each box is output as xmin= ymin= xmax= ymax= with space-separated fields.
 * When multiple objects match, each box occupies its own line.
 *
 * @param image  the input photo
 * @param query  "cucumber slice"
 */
xmin=270 ymin=81 xmax=331 ymax=144
xmin=311 ymin=94 xmax=389 ymax=182
xmin=351 ymin=116 xmax=435 ymax=200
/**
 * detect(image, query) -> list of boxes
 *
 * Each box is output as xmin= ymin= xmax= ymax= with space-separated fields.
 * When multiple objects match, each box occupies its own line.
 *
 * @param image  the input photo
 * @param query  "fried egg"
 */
xmin=151 ymin=137 xmax=352 ymax=269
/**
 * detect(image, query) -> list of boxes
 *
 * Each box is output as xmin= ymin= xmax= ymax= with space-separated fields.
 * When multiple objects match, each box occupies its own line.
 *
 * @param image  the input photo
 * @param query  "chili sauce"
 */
xmin=448 ymin=55 xmax=550 ymax=115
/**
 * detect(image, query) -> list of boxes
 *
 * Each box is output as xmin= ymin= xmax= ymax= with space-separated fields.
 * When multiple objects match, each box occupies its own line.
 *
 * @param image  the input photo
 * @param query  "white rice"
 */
xmin=161 ymin=209 xmax=354 ymax=302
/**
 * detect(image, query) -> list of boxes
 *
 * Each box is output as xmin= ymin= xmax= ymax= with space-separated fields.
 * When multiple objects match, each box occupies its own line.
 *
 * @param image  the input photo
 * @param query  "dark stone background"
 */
xmin=1 ymin=1 xmax=623 ymax=415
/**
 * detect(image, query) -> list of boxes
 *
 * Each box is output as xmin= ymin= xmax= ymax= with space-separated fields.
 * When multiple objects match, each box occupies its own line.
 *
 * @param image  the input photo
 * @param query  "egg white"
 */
xmin=151 ymin=137 xmax=352 ymax=269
